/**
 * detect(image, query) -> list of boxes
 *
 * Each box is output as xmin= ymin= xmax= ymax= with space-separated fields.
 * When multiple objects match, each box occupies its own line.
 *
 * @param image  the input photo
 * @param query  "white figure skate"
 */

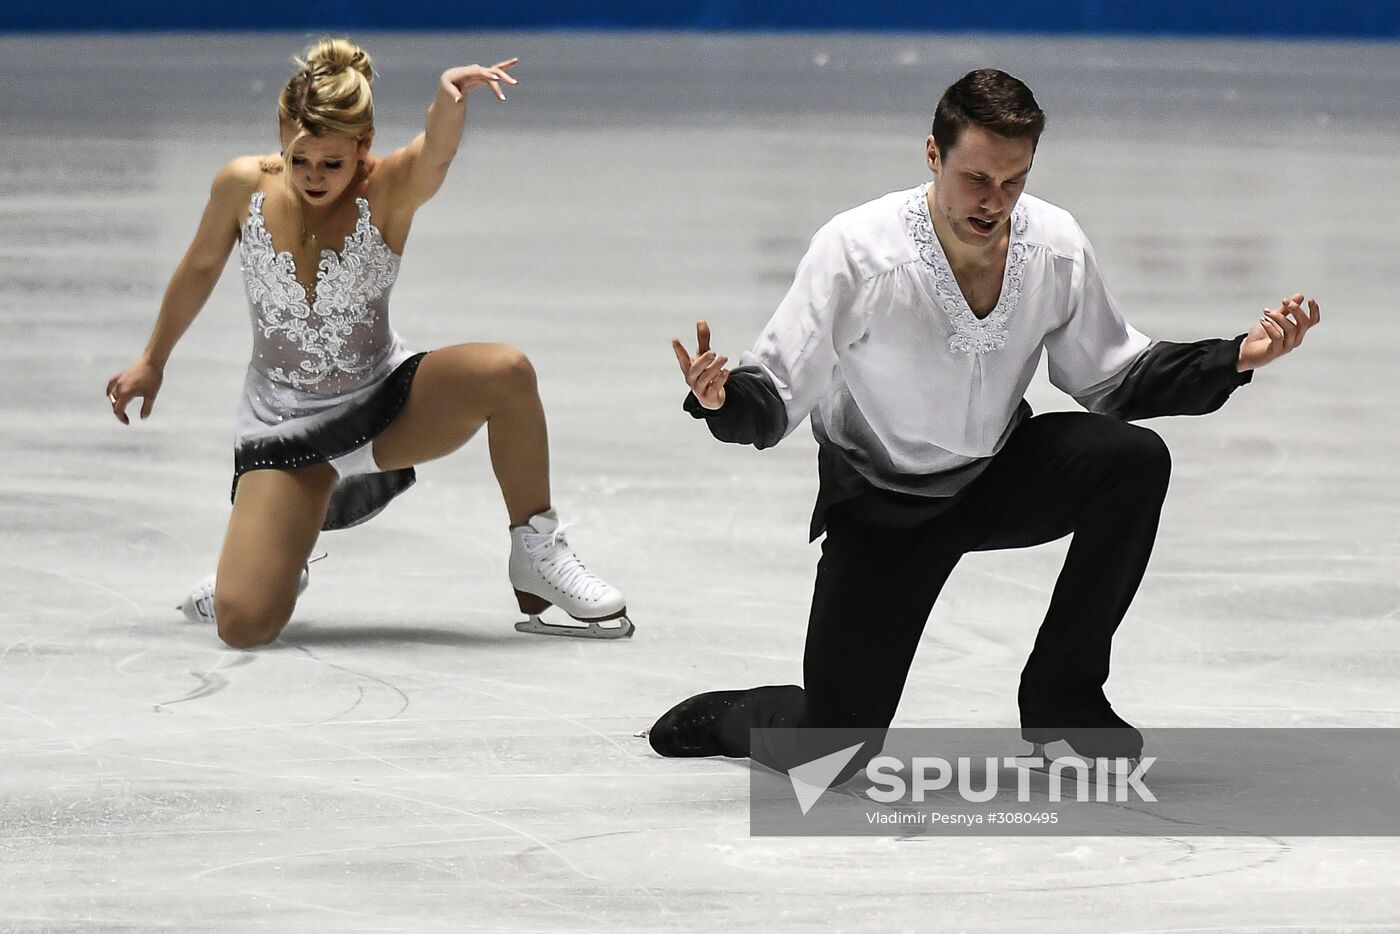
xmin=177 ymin=553 xmax=324 ymax=624
xmin=508 ymin=510 xmax=634 ymax=639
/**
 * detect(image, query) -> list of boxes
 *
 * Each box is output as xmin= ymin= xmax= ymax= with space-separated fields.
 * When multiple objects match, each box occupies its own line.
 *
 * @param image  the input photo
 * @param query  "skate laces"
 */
xmin=193 ymin=585 xmax=215 ymax=621
xmin=181 ymin=576 xmax=217 ymax=624
xmin=523 ymin=522 xmax=609 ymax=600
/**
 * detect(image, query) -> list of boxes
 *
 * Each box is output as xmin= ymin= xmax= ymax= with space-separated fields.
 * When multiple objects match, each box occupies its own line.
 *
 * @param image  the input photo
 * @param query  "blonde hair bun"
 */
xmin=279 ymin=37 xmax=376 ymax=145
xmin=304 ymin=37 xmax=375 ymax=85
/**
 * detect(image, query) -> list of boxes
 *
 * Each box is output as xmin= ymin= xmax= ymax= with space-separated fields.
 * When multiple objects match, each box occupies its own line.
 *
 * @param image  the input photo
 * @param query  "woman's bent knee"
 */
xmin=489 ymin=344 xmax=536 ymax=392
xmin=466 ymin=345 xmax=538 ymax=417
xmin=214 ymin=593 xmax=293 ymax=649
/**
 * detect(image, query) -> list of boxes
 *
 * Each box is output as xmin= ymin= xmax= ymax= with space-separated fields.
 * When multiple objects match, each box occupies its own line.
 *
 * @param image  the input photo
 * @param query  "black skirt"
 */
xmin=232 ymin=352 xmax=428 ymax=531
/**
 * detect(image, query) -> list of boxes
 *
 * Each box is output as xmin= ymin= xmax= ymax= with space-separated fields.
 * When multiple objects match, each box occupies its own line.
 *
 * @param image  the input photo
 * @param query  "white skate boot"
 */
xmin=177 ymin=554 xmax=324 ymax=624
xmin=508 ymin=510 xmax=634 ymax=639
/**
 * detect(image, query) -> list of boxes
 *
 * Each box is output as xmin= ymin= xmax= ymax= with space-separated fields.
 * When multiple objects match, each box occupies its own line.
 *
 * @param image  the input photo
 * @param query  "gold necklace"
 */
xmin=300 ymin=211 xmax=321 ymax=250
xmin=297 ymin=205 xmax=322 ymax=302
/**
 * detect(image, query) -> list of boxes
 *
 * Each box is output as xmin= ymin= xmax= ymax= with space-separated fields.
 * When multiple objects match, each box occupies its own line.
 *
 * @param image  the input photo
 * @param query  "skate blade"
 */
xmin=1021 ymin=745 xmax=1140 ymax=776
xmin=514 ymin=614 xmax=635 ymax=640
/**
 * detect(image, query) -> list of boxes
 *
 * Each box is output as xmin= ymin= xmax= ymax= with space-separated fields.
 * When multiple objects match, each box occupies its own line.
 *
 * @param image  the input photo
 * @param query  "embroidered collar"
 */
xmin=905 ymin=185 xmax=1029 ymax=356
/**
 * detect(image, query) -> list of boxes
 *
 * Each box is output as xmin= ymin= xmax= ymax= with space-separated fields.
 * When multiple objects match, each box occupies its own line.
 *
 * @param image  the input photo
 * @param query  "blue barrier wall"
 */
xmin=4 ymin=0 xmax=1396 ymax=38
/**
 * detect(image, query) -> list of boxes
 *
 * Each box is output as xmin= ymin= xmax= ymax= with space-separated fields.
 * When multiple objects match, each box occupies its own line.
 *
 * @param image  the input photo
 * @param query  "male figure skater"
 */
xmin=650 ymin=69 xmax=1318 ymax=767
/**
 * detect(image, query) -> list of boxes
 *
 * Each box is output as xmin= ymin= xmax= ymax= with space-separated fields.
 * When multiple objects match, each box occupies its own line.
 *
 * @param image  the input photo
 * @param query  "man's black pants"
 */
xmin=711 ymin=411 xmax=1172 ymax=758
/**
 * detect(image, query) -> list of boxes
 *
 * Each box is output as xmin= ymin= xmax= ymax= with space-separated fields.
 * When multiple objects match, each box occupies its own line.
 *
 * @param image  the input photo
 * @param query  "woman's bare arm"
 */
xmin=106 ymin=157 xmax=257 ymax=423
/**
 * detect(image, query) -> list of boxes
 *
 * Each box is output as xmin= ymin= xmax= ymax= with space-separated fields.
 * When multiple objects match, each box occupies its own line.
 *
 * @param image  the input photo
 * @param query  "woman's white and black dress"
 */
xmin=651 ymin=184 xmax=1255 ymax=768
xmin=232 ymin=192 xmax=425 ymax=530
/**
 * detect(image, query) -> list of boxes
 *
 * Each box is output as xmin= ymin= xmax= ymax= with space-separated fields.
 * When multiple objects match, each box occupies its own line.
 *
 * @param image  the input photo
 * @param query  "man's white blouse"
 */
xmin=747 ymin=184 xmax=1149 ymax=490
xmin=686 ymin=183 xmax=1251 ymax=535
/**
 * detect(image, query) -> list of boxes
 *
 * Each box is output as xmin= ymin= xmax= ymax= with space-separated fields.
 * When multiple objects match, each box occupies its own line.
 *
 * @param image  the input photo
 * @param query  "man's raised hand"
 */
xmin=672 ymin=320 xmax=730 ymax=410
xmin=1238 ymin=293 xmax=1321 ymax=371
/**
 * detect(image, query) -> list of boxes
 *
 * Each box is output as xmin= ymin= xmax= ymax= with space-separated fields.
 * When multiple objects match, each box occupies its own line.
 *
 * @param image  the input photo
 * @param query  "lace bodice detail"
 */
xmin=904 ymin=186 xmax=1028 ymax=356
xmin=240 ymin=192 xmax=402 ymax=392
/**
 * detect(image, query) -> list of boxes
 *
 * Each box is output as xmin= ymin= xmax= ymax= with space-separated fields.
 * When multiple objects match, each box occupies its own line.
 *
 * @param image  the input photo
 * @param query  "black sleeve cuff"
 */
xmin=1212 ymin=333 xmax=1254 ymax=387
xmin=683 ymin=391 xmax=728 ymax=418
xmin=678 ymin=365 xmax=788 ymax=447
xmin=1101 ymin=333 xmax=1254 ymax=421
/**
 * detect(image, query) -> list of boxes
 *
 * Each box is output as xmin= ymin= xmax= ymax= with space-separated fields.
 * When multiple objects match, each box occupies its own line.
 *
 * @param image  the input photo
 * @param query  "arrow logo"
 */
xmin=787 ymin=742 xmax=866 ymax=815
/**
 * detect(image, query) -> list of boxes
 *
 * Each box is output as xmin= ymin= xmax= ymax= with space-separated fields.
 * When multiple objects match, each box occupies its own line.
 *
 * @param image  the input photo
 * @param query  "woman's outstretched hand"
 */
xmin=106 ymin=359 xmax=163 ymax=425
xmin=672 ymin=320 xmax=730 ymax=411
xmin=440 ymin=58 xmax=520 ymax=103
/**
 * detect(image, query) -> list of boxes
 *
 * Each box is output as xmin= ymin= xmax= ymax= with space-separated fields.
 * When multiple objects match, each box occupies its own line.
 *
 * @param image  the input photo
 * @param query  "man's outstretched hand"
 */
xmin=1238 ymin=293 xmax=1320 ymax=371
xmin=672 ymin=320 xmax=730 ymax=410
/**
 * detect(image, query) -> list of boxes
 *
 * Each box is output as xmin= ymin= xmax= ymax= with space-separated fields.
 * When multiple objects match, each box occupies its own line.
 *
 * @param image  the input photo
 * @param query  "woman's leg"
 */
xmin=374 ymin=342 xmax=629 ymax=633
xmin=372 ymin=343 xmax=549 ymax=525
xmin=214 ymin=463 xmax=337 ymax=649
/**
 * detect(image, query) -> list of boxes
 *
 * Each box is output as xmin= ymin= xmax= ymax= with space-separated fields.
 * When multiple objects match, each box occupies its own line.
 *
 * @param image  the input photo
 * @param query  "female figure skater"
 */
xmin=106 ymin=38 xmax=632 ymax=646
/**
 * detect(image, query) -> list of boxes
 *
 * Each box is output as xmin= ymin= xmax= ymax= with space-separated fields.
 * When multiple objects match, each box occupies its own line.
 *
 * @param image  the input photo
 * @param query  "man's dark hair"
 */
xmin=932 ymin=69 xmax=1045 ymax=154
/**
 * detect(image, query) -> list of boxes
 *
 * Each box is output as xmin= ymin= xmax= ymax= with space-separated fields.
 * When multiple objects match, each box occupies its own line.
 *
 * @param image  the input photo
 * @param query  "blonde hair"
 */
xmin=278 ymin=38 xmax=375 ymax=156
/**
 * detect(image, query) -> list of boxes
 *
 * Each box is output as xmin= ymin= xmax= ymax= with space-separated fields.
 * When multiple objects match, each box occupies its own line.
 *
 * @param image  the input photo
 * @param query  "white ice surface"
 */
xmin=1 ymin=32 xmax=1398 ymax=933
